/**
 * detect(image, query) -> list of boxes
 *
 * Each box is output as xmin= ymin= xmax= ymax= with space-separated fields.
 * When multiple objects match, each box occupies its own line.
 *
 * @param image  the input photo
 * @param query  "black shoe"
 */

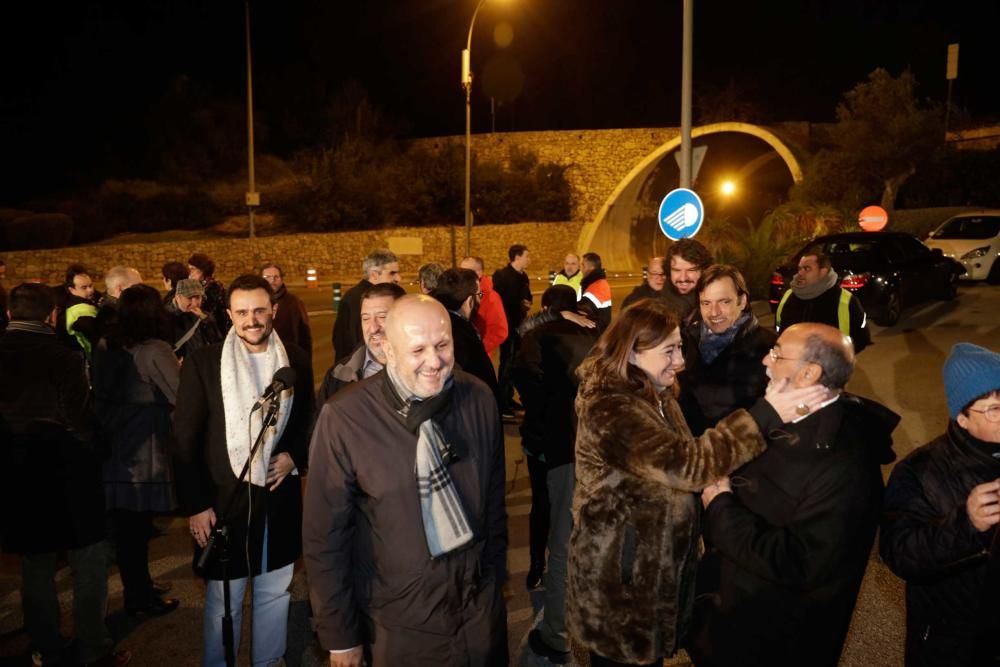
xmin=526 ymin=564 xmax=544 ymax=591
xmin=151 ymin=579 xmax=172 ymax=595
xmin=528 ymin=629 xmax=569 ymax=664
xmin=126 ymin=596 xmax=179 ymax=617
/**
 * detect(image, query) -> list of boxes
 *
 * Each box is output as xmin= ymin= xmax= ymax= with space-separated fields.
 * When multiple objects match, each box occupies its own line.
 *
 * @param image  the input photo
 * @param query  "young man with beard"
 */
xmin=881 ymin=343 xmax=1000 ymax=666
xmin=579 ymin=252 xmax=612 ymax=332
xmin=775 ymin=247 xmax=870 ymax=353
xmin=316 ymin=282 xmax=406 ymax=406
xmin=173 ymin=275 xmax=314 ymax=667
xmin=666 ymin=238 xmax=713 ymax=323
xmin=678 ymin=265 xmax=776 ymax=436
xmin=304 ymin=295 xmax=508 ymax=667
xmin=693 ymin=323 xmax=898 ymax=667
xmin=260 ymin=262 xmax=312 ymax=360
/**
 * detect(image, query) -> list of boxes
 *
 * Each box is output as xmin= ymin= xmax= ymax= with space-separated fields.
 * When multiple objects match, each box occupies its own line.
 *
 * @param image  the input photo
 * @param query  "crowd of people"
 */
xmin=0 ymin=240 xmax=997 ymax=667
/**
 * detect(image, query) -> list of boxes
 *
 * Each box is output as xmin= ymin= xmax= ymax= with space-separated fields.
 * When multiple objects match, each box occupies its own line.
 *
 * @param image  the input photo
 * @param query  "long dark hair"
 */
xmin=119 ymin=284 xmax=172 ymax=347
xmin=577 ymin=298 xmax=680 ymax=403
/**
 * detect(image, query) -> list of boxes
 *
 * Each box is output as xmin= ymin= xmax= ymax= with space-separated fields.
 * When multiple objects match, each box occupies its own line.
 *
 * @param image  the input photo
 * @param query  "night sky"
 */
xmin=2 ymin=0 xmax=997 ymax=204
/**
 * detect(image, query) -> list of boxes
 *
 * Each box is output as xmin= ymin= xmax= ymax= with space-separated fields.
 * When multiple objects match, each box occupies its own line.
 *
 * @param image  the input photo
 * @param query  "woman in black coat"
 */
xmin=93 ymin=284 xmax=180 ymax=616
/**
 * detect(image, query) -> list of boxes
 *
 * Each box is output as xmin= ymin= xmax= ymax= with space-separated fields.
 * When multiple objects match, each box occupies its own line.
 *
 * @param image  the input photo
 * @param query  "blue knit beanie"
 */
xmin=943 ymin=343 xmax=1000 ymax=419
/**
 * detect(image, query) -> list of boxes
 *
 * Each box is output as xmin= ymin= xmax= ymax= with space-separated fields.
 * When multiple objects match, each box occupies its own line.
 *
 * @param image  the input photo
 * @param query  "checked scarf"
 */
xmin=383 ymin=367 xmax=473 ymax=558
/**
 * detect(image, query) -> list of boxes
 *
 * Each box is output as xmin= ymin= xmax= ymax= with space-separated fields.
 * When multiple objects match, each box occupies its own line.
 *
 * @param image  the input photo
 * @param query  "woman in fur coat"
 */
xmin=566 ymin=298 xmax=828 ymax=667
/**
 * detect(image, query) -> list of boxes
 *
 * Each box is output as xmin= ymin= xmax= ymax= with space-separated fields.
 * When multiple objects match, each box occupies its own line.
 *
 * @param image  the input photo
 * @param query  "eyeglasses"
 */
xmin=768 ymin=347 xmax=800 ymax=363
xmin=967 ymin=405 xmax=1000 ymax=423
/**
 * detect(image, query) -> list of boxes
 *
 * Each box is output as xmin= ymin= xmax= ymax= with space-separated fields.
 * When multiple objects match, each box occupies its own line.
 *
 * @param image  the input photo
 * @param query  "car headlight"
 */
xmin=961 ymin=246 xmax=991 ymax=259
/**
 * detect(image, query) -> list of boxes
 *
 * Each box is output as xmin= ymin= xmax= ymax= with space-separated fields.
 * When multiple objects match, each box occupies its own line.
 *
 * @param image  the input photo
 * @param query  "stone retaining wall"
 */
xmin=0 ymin=221 xmax=585 ymax=286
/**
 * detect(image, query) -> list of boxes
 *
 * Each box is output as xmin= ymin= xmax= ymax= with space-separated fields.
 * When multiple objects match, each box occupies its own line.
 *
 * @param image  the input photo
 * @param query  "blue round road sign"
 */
xmin=658 ymin=188 xmax=704 ymax=240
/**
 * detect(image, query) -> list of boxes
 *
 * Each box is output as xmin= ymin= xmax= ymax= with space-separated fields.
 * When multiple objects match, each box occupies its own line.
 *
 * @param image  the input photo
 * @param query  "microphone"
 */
xmin=251 ymin=366 xmax=296 ymax=412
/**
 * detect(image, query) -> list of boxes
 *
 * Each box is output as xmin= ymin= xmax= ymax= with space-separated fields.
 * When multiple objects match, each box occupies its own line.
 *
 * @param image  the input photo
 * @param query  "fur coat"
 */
xmin=567 ymin=376 xmax=767 ymax=664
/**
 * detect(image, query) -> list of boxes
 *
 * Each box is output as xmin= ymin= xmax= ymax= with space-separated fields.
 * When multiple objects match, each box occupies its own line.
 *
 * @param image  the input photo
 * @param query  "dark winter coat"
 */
xmin=200 ymin=278 xmax=230 ymax=334
xmin=273 ymin=285 xmax=312 ymax=360
xmin=621 ymin=282 xmax=690 ymax=316
xmin=693 ymin=394 xmax=898 ymax=667
xmin=450 ymin=311 xmax=498 ymax=396
xmin=678 ymin=312 xmax=776 ymax=435
xmin=512 ymin=317 xmax=598 ymax=468
xmin=172 ymin=341 xmax=314 ymax=580
xmin=567 ymin=374 xmax=768 ymax=664
xmin=303 ymin=370 xmax=507 ymax=658
xmin=880 ymin=421 xmax=1000 ymax=667
xmin=775 ymin=283 xmax=871 ymax=353
xmin=331 ymin=278 xmax=372 ymax=362
xmin=167 ymin=305 xmax=223 ymax=360
xmin=93 ymin=339 xmax=179 ymax=513
xmin=492 ymin=264 xmax=532 ymax=330
xmin=316 ymin=343 xmax=367 ymax=410
xmin=0 ymin=322 xmax=106 ymax=554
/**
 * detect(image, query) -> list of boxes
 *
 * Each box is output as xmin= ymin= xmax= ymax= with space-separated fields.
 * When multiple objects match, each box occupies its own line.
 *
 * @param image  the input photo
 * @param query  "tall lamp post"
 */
xmin=245 ymin=0 xmax=259 ymax=240
xmin=462 ymin=0 xmax=490 ymax=258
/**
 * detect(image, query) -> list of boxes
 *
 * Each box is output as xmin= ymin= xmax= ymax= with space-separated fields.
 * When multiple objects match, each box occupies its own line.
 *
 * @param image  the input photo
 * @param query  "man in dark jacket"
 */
xmin=0 ymin=283 xmax=129 ymax=667
xmin=261 ymin=262 xmax=313 ymax=360
xmin=694 ymin=323 xmax=898 ymax=667
xmin=775 ymin=246 xmax=871 ymax=353
xmin=188 ymin=252 xmax=230 ymax=334
xmin=881 ymin=343 xmax=1000 ymax=666
xmin=173 ymin=275 xmax=314 ymax=667
xmin=679 ymin=265 xmax=776 ymax=436
xmin=493 ymin=244 xmax=532 ymax=415
xmin=431 ymin=268 xmax=498 ymax=396
xmin=621 ymin=256 xmax=687 ymax=315
xmin=579 ymin=252 xmax=612 ymax=333
xmin=316 ymin=282 xmax=405 ymax=407
xmin=166 ymin=279 xmax=223 ymax=360
xmin=513 ymin=284 xmax=599 ymax=664
xmin=304 ymin=295 xmax=508 ymax=667
xmin=331 ymin=248 xmax=400 ymax=362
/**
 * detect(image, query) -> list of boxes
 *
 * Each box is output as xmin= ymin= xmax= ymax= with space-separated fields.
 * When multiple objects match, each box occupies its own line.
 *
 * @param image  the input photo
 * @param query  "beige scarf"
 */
xmin=219 ymin=327 xmax=294 ymax=484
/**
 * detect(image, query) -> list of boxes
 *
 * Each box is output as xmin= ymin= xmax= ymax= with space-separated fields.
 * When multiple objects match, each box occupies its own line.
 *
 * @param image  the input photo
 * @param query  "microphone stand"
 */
xmin=196 ymin=397 xmax=281 ymax=667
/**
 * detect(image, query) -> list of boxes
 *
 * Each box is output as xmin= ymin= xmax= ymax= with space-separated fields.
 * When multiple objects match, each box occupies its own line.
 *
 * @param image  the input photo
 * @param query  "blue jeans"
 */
xmin=21 ymin=540 xmax=113 ymax=664
xmin=203 ymin=547 xmax=293 ymax=667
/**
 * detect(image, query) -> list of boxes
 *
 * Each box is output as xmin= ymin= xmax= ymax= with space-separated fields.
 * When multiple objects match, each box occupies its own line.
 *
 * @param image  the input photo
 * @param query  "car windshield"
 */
xmin=818 ymin=240 xmax=878 ymax=264
xmin=931 ymin=216 xmax=1000 ymax=240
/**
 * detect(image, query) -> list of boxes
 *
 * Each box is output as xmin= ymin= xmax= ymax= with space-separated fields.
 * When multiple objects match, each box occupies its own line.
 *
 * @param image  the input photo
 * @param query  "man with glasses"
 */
xmin=693 ymin=323 xmax=898 ymax=667
xmin=881 ymin=343 xmax=1000 ymax=666
xmin=621 ymin=256 xmax=684 ymax=316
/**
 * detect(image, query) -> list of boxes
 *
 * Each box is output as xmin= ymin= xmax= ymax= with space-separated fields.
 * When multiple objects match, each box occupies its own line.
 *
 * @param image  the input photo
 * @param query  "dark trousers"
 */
xmin=526 ymin=455 xmax=550 ymax=569
xmin=110 ymin=509 xmax=154 ymax=609
xmin=589 ymin=653 xmax=660 ymax=667
xmin=497 ymin=332 xmax=520 ymax=410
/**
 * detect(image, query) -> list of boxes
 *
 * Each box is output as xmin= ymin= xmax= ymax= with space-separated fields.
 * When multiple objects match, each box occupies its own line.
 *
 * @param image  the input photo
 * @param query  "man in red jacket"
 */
xmin=461 ymin=256 xmax=508 ymax=357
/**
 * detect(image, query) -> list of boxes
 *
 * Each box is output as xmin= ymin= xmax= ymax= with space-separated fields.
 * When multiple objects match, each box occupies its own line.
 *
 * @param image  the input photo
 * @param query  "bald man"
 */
xmin=304 ymin=295 xmax=508 ymax=667
xmin=691 ymin=323 xmax=899 ymax=667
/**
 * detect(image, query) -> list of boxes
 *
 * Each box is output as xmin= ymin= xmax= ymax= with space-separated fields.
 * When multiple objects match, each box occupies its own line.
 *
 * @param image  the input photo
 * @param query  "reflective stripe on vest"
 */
xmin=775 ymin=288 xmax=851 ymax=335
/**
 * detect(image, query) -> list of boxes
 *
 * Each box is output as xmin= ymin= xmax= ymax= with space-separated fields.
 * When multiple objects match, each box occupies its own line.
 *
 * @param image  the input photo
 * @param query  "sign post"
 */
xmin=945 ymin=43 xmax=959 ymax=137
xmin=858 ymin=205 xmax=889 ymax=232
xmin=658 ymin=188 xmax=705 ymax=240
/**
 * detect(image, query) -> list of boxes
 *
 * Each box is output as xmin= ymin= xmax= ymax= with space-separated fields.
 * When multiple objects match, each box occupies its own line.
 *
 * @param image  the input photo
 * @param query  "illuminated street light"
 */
xmin=720 ymin=180 xmax=737 ymax=197
xmin=462 ymin=0 xmax=512 ymax=257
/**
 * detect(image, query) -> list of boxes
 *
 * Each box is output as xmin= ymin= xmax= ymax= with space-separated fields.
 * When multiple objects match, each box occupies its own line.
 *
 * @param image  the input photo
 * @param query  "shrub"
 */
xmin=2 ymin=213 xmax=74 ymax=250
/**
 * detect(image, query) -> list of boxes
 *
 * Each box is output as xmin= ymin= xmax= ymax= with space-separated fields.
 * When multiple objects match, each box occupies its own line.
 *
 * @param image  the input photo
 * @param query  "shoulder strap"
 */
xmin=775 ymin=289 xmax=793 ymax=330
xmin=837 ymin=289 xmax=852 ymax=336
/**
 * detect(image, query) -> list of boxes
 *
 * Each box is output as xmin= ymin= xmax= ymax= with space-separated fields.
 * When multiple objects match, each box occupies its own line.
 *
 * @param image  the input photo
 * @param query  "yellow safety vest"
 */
xmin=775 ymin=288 xmax=851 ymax=336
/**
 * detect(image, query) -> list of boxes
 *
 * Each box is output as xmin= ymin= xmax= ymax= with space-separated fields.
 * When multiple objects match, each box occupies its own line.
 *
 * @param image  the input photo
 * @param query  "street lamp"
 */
xmin=720 ymin=180 xmax=737 ymax=197
xmin=462 ymin=0 xmax=506 ymax=257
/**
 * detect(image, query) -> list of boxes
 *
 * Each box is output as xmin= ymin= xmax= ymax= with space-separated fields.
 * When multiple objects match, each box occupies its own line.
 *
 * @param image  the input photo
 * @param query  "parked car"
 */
xmin=769 ymin=231 xmax=966 ymax=327
xmin=924 ymin=210 xmax=1000 ymax=284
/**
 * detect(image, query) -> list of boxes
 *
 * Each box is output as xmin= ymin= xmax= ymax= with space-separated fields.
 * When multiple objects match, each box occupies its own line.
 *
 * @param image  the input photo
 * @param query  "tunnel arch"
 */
xmin=576 ymin=122 xmax=805 ymax=271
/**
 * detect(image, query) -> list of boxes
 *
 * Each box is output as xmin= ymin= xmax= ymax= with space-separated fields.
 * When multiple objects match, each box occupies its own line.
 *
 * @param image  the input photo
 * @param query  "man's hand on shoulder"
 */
xmin=329 ymin=646 xmax=364 ymax=667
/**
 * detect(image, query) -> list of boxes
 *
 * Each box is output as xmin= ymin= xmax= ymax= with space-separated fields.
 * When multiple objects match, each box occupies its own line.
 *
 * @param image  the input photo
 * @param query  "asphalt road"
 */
xmin=1 ymin=279 xmax=997 ymax=667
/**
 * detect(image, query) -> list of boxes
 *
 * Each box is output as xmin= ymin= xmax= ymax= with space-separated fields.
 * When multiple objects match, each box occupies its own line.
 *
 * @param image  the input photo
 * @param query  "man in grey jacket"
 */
xmin=304 ymin=295 xmax=508 ymax=667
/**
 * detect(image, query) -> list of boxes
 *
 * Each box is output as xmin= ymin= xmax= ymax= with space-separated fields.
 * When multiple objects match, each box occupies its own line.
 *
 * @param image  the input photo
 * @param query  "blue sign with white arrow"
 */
xmin=658 ymin=188 xmax=704 ymax=240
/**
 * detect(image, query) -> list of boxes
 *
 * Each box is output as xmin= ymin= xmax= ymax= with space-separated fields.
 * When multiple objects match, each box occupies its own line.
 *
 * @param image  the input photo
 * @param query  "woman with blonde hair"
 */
xmin=566 ymin=298 xmax=827 ymax=667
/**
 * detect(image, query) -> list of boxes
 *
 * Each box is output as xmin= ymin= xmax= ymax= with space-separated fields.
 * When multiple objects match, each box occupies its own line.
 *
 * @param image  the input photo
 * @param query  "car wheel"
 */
xmin=937 ymin=272 xmax=958 ymax=301
xmin=874 ymin=290 xmax=901 ymax=327
xmin=987 ymin=259 xmax=1000 ymax=285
